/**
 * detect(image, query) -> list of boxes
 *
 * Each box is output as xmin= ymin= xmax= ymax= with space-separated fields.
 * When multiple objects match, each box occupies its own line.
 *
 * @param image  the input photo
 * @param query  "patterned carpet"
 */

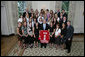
xmin=8 ymin=37 xmax=84 ymax=56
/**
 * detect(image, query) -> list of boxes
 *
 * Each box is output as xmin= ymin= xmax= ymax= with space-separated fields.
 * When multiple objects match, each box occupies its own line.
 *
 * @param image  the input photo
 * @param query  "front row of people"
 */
xmin=17 ymin=20 xmax=74 ymax=53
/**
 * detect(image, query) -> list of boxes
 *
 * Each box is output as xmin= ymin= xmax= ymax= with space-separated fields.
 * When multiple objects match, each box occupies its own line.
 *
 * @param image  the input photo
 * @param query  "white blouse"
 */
xmin=18 ymin=18 xmax=23 ymax=22
xmin=55 ymin=28 xmax=61 ymax=36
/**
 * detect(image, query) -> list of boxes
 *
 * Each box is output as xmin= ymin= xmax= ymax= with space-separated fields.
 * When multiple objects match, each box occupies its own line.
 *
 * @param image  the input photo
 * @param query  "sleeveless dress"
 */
xmin=34 ymin=26 xmax=39 ymax=42
xmin=28 ymin=26 xmax=34 ymax=44
xmin=17 ymin=27 xmax=23 ymax=41
xmin=49 ymin=26 xmax=55 ymax=43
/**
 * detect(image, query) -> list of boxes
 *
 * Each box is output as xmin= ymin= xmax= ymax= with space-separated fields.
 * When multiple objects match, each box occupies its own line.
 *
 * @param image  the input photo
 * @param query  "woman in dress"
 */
xmin=60 ymin=23 xmax=67 ymax=49
xmin=53 ymin=18 xmax=57 ymax=29
xmin=47 ymin=17 xmax=51 ymax=25
xmin=49 ymin=22 xmax=55 ymax=48
xmin=22 ymin=22 xmax=28 ymax=49
xmin=25 ymin=12 xmax=29 ymax=23
xmin=54 ymin=24 xmax=61 ymax=49
xmin=17 ymin=22 xmax=23 ymax=48
xmin=44 ymin=13 xmax=48 ymax=21
xmin=27 ymin=19 xmax=34 ymax=48
xmin=33 ymin=22 xmax=39 ymax=48
xmin=38 ymin=18 xmax=43 ymax=30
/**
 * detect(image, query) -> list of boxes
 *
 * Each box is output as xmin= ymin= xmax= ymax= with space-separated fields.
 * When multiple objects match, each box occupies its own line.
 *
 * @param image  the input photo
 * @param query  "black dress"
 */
xmin=38 ymin=23 xmax=42 ymax=30
xmin=34 ymin=26 xmax=39 ymax=42
xmin=59 ymin=18 xmax=63 ymax=29
xmin=49 ymin=26 xmax=55 ymax=43
xmin=17 ymin=27 xmax=23 ymax=41
xmin=61 ymin=28 xmax=67 ymax=44
xmin=28 ymin=26 xmax=34 ymax=44
xmin=53 ymin=22 xmax=57 ymax=29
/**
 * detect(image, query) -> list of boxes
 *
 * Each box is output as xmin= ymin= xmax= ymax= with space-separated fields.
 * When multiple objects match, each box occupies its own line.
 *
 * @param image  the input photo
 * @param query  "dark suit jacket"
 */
xmin=62 ymin=20 xmax=67 ymax=28
xmin=38 ymin=23 xmax=42 ymax=30
xmin=57 ymin=12 xmax=60 ymax=18
xmin=63 ymin=12 xmax=67 ymax=19
xmin=59 ymin=18 xmax=63 ymax=28
xmin=23 ymin=12 xmax=31 ymax=18
xmin=64 ymin=25 xmax=74 ymax=40
xmin=41 ymin=23 xmax=49 ymax=30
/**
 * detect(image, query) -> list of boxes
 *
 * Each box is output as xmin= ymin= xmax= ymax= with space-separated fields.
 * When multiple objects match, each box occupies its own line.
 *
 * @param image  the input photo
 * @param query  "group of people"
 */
xmin=17 ymin=8 xmax=74 ymax=53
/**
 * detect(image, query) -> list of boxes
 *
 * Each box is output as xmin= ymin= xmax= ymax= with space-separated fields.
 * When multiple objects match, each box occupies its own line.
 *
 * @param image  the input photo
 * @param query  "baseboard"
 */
xmin=74 ymin=33 xmax=84 ymax=35
xmin=1 ymin=34 xmax=15 ymax=37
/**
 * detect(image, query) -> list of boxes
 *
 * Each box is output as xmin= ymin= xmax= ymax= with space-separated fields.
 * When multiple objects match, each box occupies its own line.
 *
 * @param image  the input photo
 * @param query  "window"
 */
xmin=17 ymin=1 xmax=26 ymax=18
xmin=62 ymin=1 xmax=69 ymax=18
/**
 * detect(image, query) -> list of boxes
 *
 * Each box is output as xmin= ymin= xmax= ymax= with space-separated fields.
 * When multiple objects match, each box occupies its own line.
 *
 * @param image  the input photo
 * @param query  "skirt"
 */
xmin=34 ymin=34 xmax=39 ymax=42
xmin=22 ymin=36 xmax=29 ymax=44
xmin=17 ymin=35 xmax=23 ymax=41
xmin=50 ymin=34 xmax=55 ymax=43
xmin=55 ymin=36 xmax=61 ymax=45
xmin=29 ymin=35 xmax=34 ymax=44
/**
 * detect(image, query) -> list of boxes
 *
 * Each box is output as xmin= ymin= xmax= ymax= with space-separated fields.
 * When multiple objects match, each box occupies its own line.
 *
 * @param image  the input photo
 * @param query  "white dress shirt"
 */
xmin=43 ymin=24 xmax=46 ymax=30
xmin=57 ymin=17 xmax=60 ymax=22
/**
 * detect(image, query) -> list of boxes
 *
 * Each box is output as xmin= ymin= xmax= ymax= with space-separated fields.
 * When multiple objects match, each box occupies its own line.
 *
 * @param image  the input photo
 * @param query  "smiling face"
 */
xmin=36 ymin=23 xmax=38 ymax=27
xmin=29 ymin=18 xmax=32 ymax=23
xmin=50 ymin=22 xmax=53 ymax=27
xmin=56 ymin=24 xmax=59 ymax=29
xmin=63 ymin=16 xmax=66 ymax=21
xmin=34 ymin=18 xmax=36 ymax=22
xmin=43 ymin=19 xmax=46 ymax=24
xmin=62 ymin=23 xmax=65 ymax=28
xmin=26 ymin=8 xmax=29 ymax=12
xmin=67 ymin=21 xmax=71 ymax=26
xmin=24 ymin=22 xmax=27 ymax=27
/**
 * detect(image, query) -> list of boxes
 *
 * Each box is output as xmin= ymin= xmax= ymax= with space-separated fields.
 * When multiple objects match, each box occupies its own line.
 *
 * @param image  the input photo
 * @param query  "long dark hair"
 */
xmin=23 ymin=21 xmax=27 ymax=28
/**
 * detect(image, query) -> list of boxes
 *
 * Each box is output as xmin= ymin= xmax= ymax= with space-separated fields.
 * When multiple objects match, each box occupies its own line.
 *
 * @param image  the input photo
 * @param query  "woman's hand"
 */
xmin=20 ymin=35 xmax=22 ymax=37
xmin=61 ymin=35 xmax=63 ymax=38
xmin=55 ymin=35 xmax=57 ymax=38
xmin=34 ymin=35 xmax=35 ymax=38
xmin=31 ymin=35 xmax=33 ymax=37
xmin=68 ymin=38 xmax=70 ymax=41
xmin=50 ymin=35 xmax=52 ymax=37
xmin=25 ymin=35 xmax=27 ymax=37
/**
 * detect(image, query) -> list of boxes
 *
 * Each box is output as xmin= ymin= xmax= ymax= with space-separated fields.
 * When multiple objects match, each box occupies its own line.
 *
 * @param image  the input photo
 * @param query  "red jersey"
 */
xmin=39 ymin=30 xmax=50 ymax=43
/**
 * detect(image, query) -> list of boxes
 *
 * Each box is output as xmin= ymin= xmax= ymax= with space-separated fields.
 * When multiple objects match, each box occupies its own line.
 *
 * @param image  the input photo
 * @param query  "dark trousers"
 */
xmin=41 ymin=43 xmax=47 ymax=48
xmin=65 ymin=39 xmax=72 ymax=52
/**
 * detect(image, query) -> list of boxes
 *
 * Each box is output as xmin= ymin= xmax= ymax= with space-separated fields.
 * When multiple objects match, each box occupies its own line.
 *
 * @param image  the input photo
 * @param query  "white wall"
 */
xmin=73 ymin=1 xmax=84 ymax=33
xmin=32 ymin=1 xmax=56 ymax=12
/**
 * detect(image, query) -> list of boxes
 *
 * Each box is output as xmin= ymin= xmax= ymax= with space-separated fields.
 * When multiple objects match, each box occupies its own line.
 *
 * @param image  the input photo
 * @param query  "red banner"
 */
xmin=39 ymin=30 xmax=50 ymax=43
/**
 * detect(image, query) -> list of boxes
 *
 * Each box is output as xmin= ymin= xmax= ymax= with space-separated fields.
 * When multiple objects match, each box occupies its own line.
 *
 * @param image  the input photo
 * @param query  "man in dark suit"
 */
xmin=64 ymin=20 xmax=74 ymax=53
xmin=57 ymin=9 xmax=60 ymax=18
xmin=41 ymin=19 xmax=49 ymax=30
xmin=40 ymin=19 xmax=50 ymax=48
xmin=62 ymin=9 xmax=67 ymax=19
xmin=23 ymin=8 xmax=31 ymax=18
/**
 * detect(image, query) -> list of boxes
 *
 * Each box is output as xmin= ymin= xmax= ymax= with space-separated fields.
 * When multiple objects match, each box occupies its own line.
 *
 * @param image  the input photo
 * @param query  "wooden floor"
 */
xmin=1 ymin=34 xmax=84 ymax=56
xmin=1 ymin=35 xmax=18 ymax=56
